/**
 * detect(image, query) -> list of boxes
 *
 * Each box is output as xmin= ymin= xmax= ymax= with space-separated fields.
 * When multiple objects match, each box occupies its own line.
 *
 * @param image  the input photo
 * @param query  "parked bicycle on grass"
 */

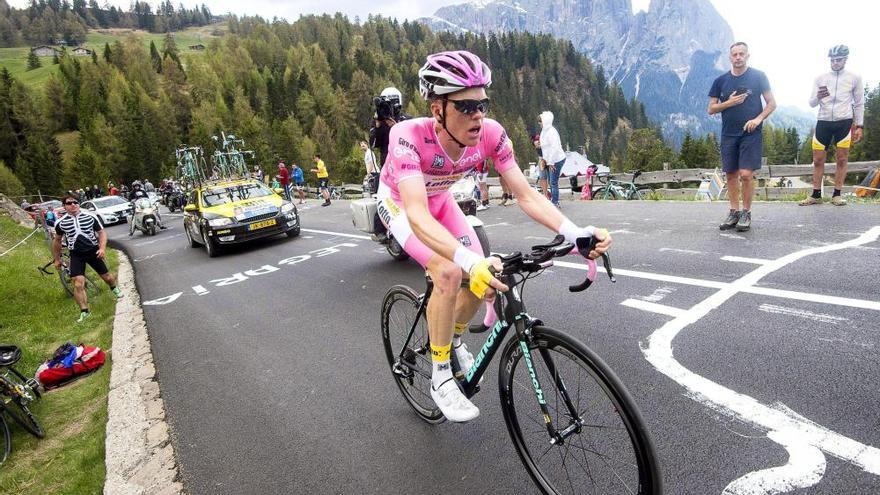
xmin=0 ymin=345 xmax=45 ymax=467
xmin=381 ymin=235 xmax=662 ymax=494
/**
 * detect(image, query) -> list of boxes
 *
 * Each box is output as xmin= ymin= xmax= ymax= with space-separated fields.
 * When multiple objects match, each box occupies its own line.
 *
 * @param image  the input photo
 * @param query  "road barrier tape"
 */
xmin=0 ymin=227 xmax=40 ymax=257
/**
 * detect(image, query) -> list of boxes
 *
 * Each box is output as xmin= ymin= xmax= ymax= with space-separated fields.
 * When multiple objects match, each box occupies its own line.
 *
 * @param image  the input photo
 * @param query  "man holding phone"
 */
xmin=708 ymin=41 xmax=777 ymax=232
xmin=800 ymin=45 xmax=864 ymax=206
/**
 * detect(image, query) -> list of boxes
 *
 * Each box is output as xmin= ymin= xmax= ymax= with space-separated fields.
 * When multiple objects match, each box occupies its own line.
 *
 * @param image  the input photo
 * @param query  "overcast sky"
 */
xmin=13 ymin=0 xmax=878 ymax=113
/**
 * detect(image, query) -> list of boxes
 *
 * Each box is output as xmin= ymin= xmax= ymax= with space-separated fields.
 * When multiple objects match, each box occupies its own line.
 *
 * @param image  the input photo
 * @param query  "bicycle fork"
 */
xmin=517 ymin=321 xmax=583 ymax=446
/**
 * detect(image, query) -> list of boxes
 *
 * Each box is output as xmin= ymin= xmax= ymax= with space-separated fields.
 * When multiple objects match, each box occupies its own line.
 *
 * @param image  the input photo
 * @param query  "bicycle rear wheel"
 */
xmin=380 ymin=285 xmax=444 ymax=423
xmin=1 ymin=372 xmax=45 ymax=439
xmin=635 ymin=187 xmax=654 ymax=200
xmin=498 ymin=326 xmax=661 ymax=494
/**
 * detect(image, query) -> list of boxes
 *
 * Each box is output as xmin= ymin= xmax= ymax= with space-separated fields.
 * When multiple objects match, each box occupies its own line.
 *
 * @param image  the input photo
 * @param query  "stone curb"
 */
xmin=104 ymin=251 xmax=184 ymax=495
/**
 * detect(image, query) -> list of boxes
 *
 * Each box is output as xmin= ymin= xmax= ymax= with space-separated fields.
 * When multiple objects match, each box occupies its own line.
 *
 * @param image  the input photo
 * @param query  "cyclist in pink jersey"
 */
xmin=378 ymin=50 xmax=612 ymax=422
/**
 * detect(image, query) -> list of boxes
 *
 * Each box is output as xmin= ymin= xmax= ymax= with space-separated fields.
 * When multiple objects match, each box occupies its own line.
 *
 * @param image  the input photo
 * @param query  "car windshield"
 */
xmin=201 ymin=183 xmax=273 ymax=207
xmin=93 ymin=196 xmax=127 ymax=208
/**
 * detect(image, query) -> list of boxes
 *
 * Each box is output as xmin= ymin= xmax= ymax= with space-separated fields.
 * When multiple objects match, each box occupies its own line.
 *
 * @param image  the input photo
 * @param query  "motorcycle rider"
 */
xmin=128 ymin=181 xmax=166 ymax=235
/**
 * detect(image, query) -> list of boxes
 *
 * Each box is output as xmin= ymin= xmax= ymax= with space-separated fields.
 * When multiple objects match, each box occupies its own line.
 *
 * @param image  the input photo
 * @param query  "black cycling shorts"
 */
xmin=319 ymin=178 xmax=329 ymax=189
xmin=69 ymin=249 xmax=108 ymax=277
xmin=812 ymin=119 xmax=853 ymax=151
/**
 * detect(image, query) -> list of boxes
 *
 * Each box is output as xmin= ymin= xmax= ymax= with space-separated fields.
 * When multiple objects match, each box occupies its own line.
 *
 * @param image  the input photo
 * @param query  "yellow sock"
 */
xmin=453 ymin=322 xmax=467 ymax=336
xmin=430 ymin=342 xmax=451 ymax=363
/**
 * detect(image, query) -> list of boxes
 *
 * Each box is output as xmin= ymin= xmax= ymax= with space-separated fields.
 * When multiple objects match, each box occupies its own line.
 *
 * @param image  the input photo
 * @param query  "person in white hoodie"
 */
xmin=539 ymin=111 xmax=566 ymax=207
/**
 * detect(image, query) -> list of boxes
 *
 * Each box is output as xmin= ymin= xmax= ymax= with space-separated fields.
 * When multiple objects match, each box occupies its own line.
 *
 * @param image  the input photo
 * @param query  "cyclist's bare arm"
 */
xmin=501 ymin=165 xmax=612 ymax=257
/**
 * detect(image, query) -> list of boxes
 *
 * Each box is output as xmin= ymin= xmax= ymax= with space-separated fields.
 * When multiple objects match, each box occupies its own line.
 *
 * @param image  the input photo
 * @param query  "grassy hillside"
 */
xmin=0 ymin=213 xmax=119 ymax=494
xmin=0 ymin=22 xmax=226 ymax=89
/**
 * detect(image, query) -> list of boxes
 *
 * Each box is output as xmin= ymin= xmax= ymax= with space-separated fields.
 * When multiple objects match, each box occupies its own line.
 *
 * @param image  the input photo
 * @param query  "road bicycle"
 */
xmin=593 ymin=170 xmax=654 ymax=200
xmin=381 ymin=235 xmax=662 ymax=494
xmin=315 ymin=184 xmax=343 ymax=201
xmin=0 ymin=345 xmax=45 ymax=453
xmin=38 ymin=247 xmax=99 ymax=298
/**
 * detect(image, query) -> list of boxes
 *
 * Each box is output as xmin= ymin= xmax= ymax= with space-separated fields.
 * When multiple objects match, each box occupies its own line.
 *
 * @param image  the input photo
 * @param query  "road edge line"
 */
xmin=104 ymin=250 xmax=184 ymax=495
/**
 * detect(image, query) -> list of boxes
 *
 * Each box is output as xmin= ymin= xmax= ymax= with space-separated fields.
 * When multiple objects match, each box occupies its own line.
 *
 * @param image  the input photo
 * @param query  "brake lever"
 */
xmin=568 ymin=235 xmax=615 ymax=292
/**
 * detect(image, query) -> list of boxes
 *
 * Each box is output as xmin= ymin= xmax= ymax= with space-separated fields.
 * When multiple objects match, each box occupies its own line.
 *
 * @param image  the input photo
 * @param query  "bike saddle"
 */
xmin=0 ymin=345 xmax=22 ymax=366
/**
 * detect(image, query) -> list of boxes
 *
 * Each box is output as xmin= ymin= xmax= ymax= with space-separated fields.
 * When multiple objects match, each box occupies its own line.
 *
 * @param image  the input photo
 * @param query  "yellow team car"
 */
xmin=183 ymin=179 xmax=300 ymax=257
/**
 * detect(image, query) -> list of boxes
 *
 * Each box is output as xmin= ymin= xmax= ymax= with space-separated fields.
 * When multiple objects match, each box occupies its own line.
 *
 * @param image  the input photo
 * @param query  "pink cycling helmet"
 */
xmin=418 ymin=50 xmax=492 ymax=100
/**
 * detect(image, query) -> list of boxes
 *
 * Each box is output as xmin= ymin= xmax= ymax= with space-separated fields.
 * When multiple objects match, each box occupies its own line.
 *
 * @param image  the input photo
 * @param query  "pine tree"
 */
xmin=26 ymin=49 xmax=42 ymax=71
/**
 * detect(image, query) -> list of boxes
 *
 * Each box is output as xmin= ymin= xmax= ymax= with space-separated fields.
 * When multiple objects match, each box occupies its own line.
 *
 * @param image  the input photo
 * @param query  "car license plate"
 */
xmin=247 ymin=219 xmax=276 ymax=231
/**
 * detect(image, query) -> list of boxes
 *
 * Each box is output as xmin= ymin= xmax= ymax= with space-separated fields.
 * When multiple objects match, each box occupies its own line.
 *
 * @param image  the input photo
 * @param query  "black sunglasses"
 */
xmin=64 ymin=200 xmax=79 ymax=205
xmin=446 ymin=98 xmax=490 ymax=115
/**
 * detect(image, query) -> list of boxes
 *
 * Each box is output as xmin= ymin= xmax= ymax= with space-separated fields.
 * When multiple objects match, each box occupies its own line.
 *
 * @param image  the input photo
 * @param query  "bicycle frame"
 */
xmin=395 ymin=274 xmax=583 ymax=440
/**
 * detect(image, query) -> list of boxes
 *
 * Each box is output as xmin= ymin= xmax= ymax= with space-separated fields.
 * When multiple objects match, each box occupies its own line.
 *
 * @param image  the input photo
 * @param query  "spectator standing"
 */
xmin=539 ymin=111 xmax=566 ymax=207
xmin=291 ymin=163 xmax=306 ymax=204
xmin=53 ymin=193 xmax=124 ymax=323
xmin=361 ymin=140 xmax=380 ymax=195
xmin=109 ymin=184 xmax=118 ymax=196
xmin=708 ymin=41 xmax=776 ymax=232
xmin=475 ymin=159 xmax=490 ymax=210
xmin=20 ymin=199 xmax=30 ymax=209
xmin=144 ymin=179 xmax=155 ymax=192
xmin=276 ymin=161 xmax=291 ymax=200
xmin=253 ymin=165 xmax=265 ymax=184
xmin=93 ymin=184 xmax=103 ymax=197
xmin=533 ymin=134 xmax=550 ymax=199
xmin=84 ymin=185 xmax=93 ymax=200
xmin=800 ymin=44 xmax=864 ymax=206
xmin=311 ymin=154 xmax=331 ymax=207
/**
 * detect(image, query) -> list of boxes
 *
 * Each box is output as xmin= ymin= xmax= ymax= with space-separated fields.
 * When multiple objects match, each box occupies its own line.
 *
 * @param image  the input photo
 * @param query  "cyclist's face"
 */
xmin=436 ymin=87 xmax=488 ymax=147
xmin=63 ymin=200 xmax=80 ymax=214
xmin=729 ymin=45 xmax=749 ymax=69
xmin=830 ymin=56 xmax=847 ymax=71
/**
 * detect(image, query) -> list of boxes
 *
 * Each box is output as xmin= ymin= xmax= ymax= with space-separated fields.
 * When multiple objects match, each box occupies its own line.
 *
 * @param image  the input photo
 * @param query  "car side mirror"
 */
xmin=184 ymin=204 xmax=198 ymax=213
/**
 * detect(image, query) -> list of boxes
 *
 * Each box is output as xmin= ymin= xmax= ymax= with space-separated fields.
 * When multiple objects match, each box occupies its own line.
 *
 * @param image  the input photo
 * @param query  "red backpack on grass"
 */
xmin=35 ymin=343 xmax=106 ymax=390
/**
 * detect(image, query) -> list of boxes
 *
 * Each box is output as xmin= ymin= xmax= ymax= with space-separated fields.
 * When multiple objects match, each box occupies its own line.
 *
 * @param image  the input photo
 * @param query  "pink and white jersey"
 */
xmin=380 ymin=117 xmax=517 ymax=200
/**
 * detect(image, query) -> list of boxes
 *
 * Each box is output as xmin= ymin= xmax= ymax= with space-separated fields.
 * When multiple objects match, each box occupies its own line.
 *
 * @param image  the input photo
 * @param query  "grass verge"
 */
xmin=0 ymin=213 xmax=118 ymax=494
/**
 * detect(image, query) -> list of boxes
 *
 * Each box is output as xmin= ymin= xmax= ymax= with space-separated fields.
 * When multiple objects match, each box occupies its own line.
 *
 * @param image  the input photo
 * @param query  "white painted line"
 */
xmin=722 ymin=256 xmax=771 ymax=265
xmin=620 ymin=299 xmax=687 ymax=318
xmin=720 ymin=233 xmax=747 ymax=240
xmin=757 ymin=304 xmax=848 ymax=324
xmin=192 ymin=285 xmax=209 ymax=296
xmin=642 ymin=286 xmax=677 ymax=303
xmin=642 ymin=226 xmax=880 ymax=485
xmin=722 ymin=429 xmax=826 ymax=494
xmin=609 ymin=229 xmax=635 ymax=234
xmin=300 ymin=228 xmax=370 ymax=240
xmin=483 ymin=222 xmax=510 ymax=228
xmin=659 ymin=247 xmax=704 ymax=255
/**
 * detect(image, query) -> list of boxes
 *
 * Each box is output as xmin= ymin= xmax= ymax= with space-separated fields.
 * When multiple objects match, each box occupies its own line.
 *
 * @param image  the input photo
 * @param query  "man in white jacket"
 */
xmin=539 ymin=111 xmax=566 ymax=207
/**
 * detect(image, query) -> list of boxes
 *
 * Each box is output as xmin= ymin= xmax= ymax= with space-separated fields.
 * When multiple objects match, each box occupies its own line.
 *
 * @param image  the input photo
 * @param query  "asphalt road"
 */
xmin=107 ymin=199 xmax=880 ymax=494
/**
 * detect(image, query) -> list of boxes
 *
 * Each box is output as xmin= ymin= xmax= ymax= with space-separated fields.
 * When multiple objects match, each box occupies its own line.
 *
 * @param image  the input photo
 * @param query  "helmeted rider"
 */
xmin=801 ymin=44 xmax=865 ymax=206
xmin=377 ymin=50 xmax=612 ymax=422
xmin=127 ymin=181 xmax=166 ymax=234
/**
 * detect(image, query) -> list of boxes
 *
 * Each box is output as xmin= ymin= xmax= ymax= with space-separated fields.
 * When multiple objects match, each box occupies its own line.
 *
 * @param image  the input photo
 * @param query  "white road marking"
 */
xmin=483 ymin=222 xmax=510 ymax=228
xmin=659 ymin=247 xmax=704 ymax=255
xmin=133 ymin=251 xmax=174 ymax=262
xmin=143 ymin=292 xmax=182 ymax=305
xmin=641 ymin=227 xmax=880 ymax=489
xmin=720 ymin=233 xmax=747 ymax=240
xmin=609 ymin=229 xmax=635 ymax=234
xmin=722 ymin=256 xmax=771 ymax=265
xmin=642 ymin=286 xmax=677 ymax=302
xmin=620 ymin=299 xmax=687 ymax=318
xmin=757 ymin=304 xmax=848 ymax=324
xmin=722 ymin=429 xmax=826 ymax=494
xmin=300 ymin=228 xmax=369 ymax=240
xmin=134 ymin=233 xmax=182 ymax=246
xmin=192 ymin=285 xmax=209 ymax=296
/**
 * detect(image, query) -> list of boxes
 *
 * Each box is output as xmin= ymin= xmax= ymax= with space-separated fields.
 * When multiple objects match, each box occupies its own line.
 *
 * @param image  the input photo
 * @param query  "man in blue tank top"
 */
xmin=708 ymin=41 xmax=776 ymax=232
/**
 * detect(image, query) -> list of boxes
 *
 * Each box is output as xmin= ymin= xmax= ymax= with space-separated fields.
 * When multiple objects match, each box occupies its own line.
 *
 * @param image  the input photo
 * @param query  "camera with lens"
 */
xmin=373 ymin=95 xmax=402 ymax=121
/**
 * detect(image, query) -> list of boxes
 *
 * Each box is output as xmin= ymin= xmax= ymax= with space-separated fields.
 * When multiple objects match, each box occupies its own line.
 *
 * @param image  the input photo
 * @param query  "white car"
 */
xmin=80 ymin=195 xmax=133 ymax=225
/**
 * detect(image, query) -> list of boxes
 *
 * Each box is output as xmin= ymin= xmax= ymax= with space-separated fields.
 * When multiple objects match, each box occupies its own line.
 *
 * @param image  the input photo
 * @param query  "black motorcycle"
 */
xmin=165 ymin=188 xmax=185 ymax=212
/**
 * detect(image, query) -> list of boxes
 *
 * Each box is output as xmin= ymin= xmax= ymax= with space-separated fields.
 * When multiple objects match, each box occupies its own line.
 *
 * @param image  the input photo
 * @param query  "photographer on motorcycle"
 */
xmin=127 ymin=181 xmax=166 ymax=234
xmin=368 ymin=87 xmax=410 ymax=242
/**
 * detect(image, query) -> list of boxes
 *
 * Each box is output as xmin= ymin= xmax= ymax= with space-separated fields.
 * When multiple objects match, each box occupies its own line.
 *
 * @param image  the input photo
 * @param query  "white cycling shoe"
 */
xmin=454 ymin=343 xmax=475 ymax=379
xmin=431 ymin=378 xmax=480 ymax=423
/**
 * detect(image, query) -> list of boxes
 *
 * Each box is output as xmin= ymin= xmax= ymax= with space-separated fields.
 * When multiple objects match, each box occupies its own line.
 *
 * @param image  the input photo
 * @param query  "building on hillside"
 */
xmin=72 ymin=47 xmax=93 ymax=56
xmin=31 ymin=45 xmax=60 ymax=57
xmin=188 ymin=43 xmax=205 ymax=51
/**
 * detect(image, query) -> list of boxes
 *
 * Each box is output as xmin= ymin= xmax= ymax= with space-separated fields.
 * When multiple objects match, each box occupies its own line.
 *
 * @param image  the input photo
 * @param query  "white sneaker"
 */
xmin=476 ymin=204 xmax=488 ymax=211
xmin=431 ymin=378 xmax=480 ymax=422
xmin=454 ymin=343 xmax=475 ymax=379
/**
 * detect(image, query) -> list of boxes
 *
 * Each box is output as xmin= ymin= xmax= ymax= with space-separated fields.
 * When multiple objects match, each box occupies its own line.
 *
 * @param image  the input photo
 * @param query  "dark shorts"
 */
xmin=720 ymin=132 xmax=763 ymax=173
xmin=319 ymin=178 xmax=329 ymax=189
xmin=69 ymin=249 xmax=108 ymax=277
xmin=813 ymin=119 xmax=853 ymax=150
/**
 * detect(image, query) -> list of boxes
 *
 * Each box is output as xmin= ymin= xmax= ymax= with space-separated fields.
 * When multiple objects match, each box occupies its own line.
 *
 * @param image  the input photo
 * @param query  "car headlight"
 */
xmin=281 ymin=203 xmax=294 ymax=214
xmin=208 ymin=217 xmax=233 ymax=227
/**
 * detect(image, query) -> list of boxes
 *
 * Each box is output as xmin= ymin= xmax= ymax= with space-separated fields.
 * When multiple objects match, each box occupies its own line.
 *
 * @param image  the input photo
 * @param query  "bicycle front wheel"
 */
xmin=380 ymin=285 xmax=444 ymax=424
xmin=1 ymin=375 xmax=44 ymax=439
xmin=498 ymin=326 xmax=661 ymax=494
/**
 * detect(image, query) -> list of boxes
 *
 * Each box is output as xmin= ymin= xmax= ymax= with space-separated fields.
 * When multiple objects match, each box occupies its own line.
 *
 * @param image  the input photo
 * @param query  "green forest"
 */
xmin=0 ymin=12 xmax=655 ymax=197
